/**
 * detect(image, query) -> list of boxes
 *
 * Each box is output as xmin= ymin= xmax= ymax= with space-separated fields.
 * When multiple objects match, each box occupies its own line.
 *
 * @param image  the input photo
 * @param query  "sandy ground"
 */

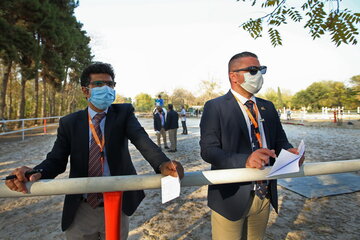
xmin=0 ymin=117 xmax=359 ymax=240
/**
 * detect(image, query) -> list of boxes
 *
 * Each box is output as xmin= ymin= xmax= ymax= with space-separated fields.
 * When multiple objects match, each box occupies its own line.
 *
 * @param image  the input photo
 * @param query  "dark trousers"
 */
xmin=181 ymin=121 xmax=187 ymax=134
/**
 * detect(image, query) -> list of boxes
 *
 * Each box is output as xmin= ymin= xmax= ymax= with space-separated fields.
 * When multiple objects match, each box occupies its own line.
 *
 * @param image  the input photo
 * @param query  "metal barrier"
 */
xmin=0 ymin=116 xmax=61 ymax=140
xmin=0 ymin=159 xmax=359 ymax=198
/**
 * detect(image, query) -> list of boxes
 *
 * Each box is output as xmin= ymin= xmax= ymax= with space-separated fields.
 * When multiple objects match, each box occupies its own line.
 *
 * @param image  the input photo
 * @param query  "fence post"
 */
xmin=43 ymin=119 xmax=47 ymax=134
xmin=22 ymin=120 xmax=25 ymax=141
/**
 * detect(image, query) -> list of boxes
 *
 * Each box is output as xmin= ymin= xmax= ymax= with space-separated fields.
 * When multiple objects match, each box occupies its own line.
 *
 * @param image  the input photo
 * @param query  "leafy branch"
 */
xmin=238 ymin=0 xmax=360 ymax=47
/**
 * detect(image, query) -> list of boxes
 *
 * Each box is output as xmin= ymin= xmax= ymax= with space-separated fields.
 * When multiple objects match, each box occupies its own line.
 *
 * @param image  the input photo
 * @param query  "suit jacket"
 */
xmin=33 ymin=104 xmax=169 ymax=231
xmin=199 ymin=90 xmax=292 ymax=221
xmin=153 ymin=112 xmax=165 ymax=131
xmin=165 ymin=109 xmax=179 ymax=130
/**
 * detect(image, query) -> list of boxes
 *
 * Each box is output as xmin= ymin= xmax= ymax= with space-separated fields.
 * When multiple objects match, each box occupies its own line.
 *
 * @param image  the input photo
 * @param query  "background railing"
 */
xmin=0 ymin=116 xmax=62 ymax=140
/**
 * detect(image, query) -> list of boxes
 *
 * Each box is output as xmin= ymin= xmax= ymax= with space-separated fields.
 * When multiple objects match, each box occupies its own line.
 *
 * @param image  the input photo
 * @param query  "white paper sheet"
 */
xmin=267 ymin=140 xmax=305 ymax=177
xmin=161 ymin=175 xmax=180 ymax=203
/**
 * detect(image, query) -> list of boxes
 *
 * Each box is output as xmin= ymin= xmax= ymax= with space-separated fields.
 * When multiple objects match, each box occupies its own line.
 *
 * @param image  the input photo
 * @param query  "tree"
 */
xmin=134 ymin=93 xmax=153 ymax=112
xmin=239 ymin=0 xmax=360 ymax=47
xmin=291 ymin=80 xmax=354 ymax=110
xmin=349 ymin=75 xmax=360 ymax=101
xmin=0 ymin=0 xmax=92 ymax=122
xmin=114 ymin=94 xmax=131 ymax=104
xmin=196 ymin=80 xmax=224 ymax=105
xmin=169 ymin=88 xmax=196 ymax=109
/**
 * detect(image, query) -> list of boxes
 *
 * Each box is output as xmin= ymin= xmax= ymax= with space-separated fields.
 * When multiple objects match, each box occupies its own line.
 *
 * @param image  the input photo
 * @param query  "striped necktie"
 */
xmin=87 ymin=112 xmax=106 ymax=208
xmin=245 ymin=100 xmax=268 ymax=200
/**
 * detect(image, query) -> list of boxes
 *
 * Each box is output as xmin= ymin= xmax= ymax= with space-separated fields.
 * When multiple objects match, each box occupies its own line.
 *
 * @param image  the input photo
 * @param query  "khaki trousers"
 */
xmin=65 ymin=202 xmax=129 ymax=240
xmin=211 ymin=195 xmax=270 ymax=240
xmin=167 ymin=128 xmax=177 ymax=151
xmin=156 ymin=128 xmax=168 ymax=148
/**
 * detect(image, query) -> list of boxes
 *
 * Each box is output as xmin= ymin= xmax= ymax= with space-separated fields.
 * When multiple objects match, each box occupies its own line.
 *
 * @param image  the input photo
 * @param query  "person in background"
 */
xmin=153 ymin=106 xmax=169 ymax=150
xmin=5 ymin=62 xmax=184 ymax=240
xmin=286 ymin=109 xmax=292 ymax=120
xmin=180 ymin=105 xmax=188 ymax=135
xmin=165 ymin=104 xmax=179 ymax=152
xmin=155 ymin=94 xmax=164 ymax=107
xmin=200 ymin=52 xmax=304 ymax=240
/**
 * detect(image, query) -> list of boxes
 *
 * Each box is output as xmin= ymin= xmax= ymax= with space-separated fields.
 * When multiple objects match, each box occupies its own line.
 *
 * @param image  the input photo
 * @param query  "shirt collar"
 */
xmin=230 ymin=89 xmax=256 ymax=104
xmin=88 ymin=106 xmax=108 ymax=119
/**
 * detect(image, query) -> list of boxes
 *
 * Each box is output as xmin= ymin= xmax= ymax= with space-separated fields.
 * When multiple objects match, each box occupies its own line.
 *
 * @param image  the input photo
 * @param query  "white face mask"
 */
xmin=240 ymin=71 xmax=264 ymax=94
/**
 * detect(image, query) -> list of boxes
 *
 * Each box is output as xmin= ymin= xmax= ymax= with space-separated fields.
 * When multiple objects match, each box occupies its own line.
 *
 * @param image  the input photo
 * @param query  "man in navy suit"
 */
xmin=154 ymin=106 xmax=169 ymax=149
xmin=6 ymin=62 xmax=184 ymax=240
xmin=165 ymin=104 xmax=179 ymax=152
xmin=200 ymin=52 xmax=304 ymax=240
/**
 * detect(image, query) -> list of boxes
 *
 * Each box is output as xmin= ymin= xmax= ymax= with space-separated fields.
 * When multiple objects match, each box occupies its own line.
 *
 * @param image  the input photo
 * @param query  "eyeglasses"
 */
xmin=89 ymin=80 xmax=116 ymax=88
xmin=232 ymin=66 xmax=267 ymax=75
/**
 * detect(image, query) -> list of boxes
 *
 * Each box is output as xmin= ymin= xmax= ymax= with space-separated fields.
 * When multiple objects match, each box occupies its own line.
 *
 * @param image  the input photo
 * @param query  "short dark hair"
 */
xmin=168 ymin=104 xmax=173 ymax=110
xmin=228 ymin=52 xmax=258 ymax=73
xmin=80 ymin=62 xmax=115 ymax=87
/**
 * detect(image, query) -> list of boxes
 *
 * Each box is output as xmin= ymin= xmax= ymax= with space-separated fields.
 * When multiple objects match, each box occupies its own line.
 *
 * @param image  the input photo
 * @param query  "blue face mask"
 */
xmin=88 ymin=86 xmax=115 ymax=110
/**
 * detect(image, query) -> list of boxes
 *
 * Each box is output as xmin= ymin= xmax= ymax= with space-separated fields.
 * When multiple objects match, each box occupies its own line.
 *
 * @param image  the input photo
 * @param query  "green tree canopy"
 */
xmin=134 ymin=93 xmax=153 ymax=112
xmin=291 ymin=80 xmax=354 ymax=110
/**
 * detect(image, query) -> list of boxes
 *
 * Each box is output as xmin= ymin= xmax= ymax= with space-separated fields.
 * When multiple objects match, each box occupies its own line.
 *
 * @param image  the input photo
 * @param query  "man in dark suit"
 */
xmin=200 ymin=52 xmax=304 ymax=239
xmin=153 ymin=106 xmax=169 ymax=149
xmin=165 ymin=104 xmax=179 ymax=152
xmin=6 ymin=62 xmax=184 ymax=240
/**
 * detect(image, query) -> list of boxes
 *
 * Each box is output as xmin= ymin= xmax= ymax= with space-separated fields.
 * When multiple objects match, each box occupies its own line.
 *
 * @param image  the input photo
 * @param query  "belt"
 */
xmin=81 ymin=197 xmax=104 ymax=207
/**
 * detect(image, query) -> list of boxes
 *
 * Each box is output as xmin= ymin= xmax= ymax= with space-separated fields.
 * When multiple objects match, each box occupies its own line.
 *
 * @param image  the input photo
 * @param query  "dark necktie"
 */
xmin=244 ymin=100 xmax=260 ymax=150
xmin=87 ymin=112 xmax=106 ymax=208
xmin=244 ymin=100 xmax=268 ymax=200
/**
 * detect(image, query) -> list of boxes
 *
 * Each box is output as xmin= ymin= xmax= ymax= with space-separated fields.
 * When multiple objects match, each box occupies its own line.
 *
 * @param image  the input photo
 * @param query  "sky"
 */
xmin=74 ymin=0 xmax=360 ymax=99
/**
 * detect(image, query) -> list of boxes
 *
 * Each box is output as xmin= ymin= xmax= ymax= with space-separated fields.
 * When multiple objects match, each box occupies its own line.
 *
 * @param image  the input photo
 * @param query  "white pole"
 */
xmin=0 ymin=159 xmax=359 ymax=198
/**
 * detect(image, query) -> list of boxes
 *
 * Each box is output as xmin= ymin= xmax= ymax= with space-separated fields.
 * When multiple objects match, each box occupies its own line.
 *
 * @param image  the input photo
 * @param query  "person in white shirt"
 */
xmin=180 ymin=105 xmax=188 ymax=135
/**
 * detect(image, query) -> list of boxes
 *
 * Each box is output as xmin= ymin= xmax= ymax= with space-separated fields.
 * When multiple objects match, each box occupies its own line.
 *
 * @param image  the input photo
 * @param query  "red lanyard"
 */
xmin=88 ymin=113 xmax=105 ymax=171
xmin=232 ymin=94 xmax=263 ymax=148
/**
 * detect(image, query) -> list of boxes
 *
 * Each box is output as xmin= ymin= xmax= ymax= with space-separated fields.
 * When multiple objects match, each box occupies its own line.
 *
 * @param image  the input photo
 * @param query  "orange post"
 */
xmin=43 ymin=119 xmax=47 ymax=134
xmin=103 ymin=191 xmax=123 ymax=240
xmin=333 ymin=111 xmax=337 ymax=123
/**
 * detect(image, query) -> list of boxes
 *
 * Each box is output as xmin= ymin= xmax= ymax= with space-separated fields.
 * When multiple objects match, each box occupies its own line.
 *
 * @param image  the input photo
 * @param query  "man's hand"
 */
xmin=246 ymin=149 xmax=276 ymax=169
xmin=5 ymin=166 xmax=42 ymax=194
xmin=287 ymin=148 xmax=305 ymax=166
xmin=159 ymin=161 xmax=184 ymax=179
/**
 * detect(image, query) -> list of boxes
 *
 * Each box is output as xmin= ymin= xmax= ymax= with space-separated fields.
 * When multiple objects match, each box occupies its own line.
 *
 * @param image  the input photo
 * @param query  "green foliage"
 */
xmin=239 ymin=0 xmax=360 ymax=47
xmin=134 ymin=93 xmax=154 ymax=112
xmin=291 ymin=80 xmax=356 ymax=110
xmin=0 ymin=0 xmax=92 ymax=119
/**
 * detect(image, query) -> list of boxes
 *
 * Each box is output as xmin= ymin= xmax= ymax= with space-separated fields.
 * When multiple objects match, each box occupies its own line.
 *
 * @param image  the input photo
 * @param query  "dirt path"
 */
xmin=0 ymin=118 xmax=359 ymax=240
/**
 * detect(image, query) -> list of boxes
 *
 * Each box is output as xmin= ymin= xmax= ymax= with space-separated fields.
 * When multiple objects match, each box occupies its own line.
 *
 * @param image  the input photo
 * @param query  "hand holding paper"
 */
xmin=267 ymin=140 xmax=305 ymax=177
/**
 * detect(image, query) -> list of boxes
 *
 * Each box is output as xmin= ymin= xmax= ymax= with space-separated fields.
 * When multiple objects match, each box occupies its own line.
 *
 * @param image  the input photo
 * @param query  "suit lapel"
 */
xmin=104 ymin=105 xmax=115 ymax=159
xmin=225 ymin=91 xmax=251 ymax=148
xmin=79 ymin=108 xmax=90 ymax=175
xmin=256 ymin=98 xmax=271 ymax=148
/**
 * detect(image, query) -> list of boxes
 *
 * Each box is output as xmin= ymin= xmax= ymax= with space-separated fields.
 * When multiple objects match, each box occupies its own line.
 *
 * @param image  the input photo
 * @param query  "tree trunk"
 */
xmin=34 ymin=34 xmax=42 ymax=124
xmin=34 ymin=68 xmax=40 ymax=124
xmin=59 ymin=67 xmax=68 ymax=116
xmin=1 ymin=61 xmax=12 ymax=119
xmin=49 ymin=84 xmax=56 ymax=122
xmin=18 ymin=76 xmax=27 ymax=128
xmin=8 ymin=71 xmax=13 ymax=119
xmin=42 ymin=74 xmax=47 ymax=118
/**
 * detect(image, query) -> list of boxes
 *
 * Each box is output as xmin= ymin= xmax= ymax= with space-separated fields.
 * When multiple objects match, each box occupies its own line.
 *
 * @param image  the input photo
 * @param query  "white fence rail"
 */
xmin=1 ymin=159 xmax=359 ymax=198
xmin=0 ymin=116 xmax=61 ymax=140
